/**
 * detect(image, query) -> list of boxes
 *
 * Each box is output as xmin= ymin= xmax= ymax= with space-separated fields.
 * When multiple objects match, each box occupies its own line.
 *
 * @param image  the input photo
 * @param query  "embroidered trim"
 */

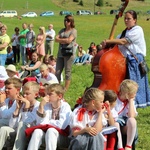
xmin=13 ymin=113 xmax=19 ymax=118
xmin=23 ymin=108 xmax=29 ymax=112
xmin=0 ymin=102 xmax=5 ymax=107
xmin=36 ymin=110 xmax=46 ymax=118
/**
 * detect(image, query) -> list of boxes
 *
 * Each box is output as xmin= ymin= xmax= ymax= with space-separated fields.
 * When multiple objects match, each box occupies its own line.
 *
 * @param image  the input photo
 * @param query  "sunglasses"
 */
xmin=64 ymin=19 xmax=70 ymax=22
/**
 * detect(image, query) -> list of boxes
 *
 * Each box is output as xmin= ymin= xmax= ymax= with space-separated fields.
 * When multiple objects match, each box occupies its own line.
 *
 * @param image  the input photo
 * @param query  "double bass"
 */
xmin=91 ymin=0 xmax=129 ymax=92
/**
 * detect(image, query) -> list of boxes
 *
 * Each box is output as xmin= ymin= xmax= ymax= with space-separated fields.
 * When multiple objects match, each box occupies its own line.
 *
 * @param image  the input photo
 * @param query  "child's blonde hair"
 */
xmin=119 ymin=79 xmax=138 ymax=95
xmin=4 ymin=77 xmax=22 ymax=89
xmin=82 ymin=88 xmax=104 ymax=106
xmin=40 ymin=63 xmax=48 ymax=70
xmin=104 ymin=90 xmax=117 ymax=104
xmin=39 ymin=26 xmax=45 ymax=34
xmin=23 ymin=81 xmax=40 ymax=93
xmin=46 ymin=83 xmax=65 ymax=96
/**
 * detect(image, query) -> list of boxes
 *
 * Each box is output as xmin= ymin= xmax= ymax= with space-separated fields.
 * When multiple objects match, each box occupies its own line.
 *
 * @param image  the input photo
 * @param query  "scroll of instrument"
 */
xmin=91 ymin=0 xmax=129 ymax=92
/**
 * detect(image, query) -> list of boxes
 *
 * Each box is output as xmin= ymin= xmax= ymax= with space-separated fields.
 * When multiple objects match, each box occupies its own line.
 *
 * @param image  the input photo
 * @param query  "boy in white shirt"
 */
xmin=0 ymin=81 xmax=40 ymax=150
xmin=26 ymin=83 xmax=72 ymax=150
xmin=0 ymin=77 xmax=22 ymax=125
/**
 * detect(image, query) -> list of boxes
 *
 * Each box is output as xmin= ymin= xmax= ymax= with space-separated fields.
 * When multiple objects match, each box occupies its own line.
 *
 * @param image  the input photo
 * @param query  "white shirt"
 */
xmin=118 ymin=25 xmax=146 ymax=57
xmin=0 ymin=98 xmax=16 ymax=119
xmin=46 ymin=29 xmax=56 ymax=41
xmin=12 ymin=34 xmax=20 ymax=46
xmin=36 ymin=100 xmax=72 ymax=130
xmin=111 ymin=108 xmax=118 ymax=121
xmin=39 ymin=72 xmax=59 ymax=84
xmin=9 ymin=100 xmax=40 ymax=129
xmin=115 ymin=98 xmax=138 ymax=117
xmin=70 ymin=105 xmax=108 ymax=130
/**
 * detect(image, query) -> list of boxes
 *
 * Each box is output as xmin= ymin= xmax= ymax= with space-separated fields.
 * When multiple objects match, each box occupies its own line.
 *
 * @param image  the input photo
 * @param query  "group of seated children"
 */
xmin=0 ymin=77 xmax=138 ymax=150
xmin=73 ymin=42 xmax=102 ymax=65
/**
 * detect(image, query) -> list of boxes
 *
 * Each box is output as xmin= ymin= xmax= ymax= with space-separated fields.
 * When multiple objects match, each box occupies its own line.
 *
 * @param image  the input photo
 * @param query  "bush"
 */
xmin=96 ymin=0 xmax=103 ymax=6
xmin=73 ymin=0 xmax=79 ymax=2
xmin=79 ymin=0 xmax=83 ymax=6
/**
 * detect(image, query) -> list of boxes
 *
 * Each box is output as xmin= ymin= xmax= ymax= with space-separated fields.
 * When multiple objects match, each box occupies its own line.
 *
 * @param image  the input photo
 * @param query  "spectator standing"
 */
xmin=55 ymin=15 xmax=77 ymax=90
xmin=11 ymin=27 xmax=20 ymax=64
xmin=25 ymin=24 xmax=36 ymax=62
xmin=45 ymin=24 xmax=56 ymax=55
xmin=36 ymin=26 xmax=46 ymax=62
xmin=100 ymin=10 xmax=150 ymax=108
xmin=18 ymin=23 xmax=29 ymax=65
xmin=0 ymin=24 xmax=10 ymax=66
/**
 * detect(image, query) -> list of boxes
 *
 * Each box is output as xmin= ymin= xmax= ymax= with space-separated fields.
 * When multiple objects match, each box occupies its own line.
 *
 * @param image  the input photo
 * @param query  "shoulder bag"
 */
xmin=126 ymin=47 xmax=149 ymax=76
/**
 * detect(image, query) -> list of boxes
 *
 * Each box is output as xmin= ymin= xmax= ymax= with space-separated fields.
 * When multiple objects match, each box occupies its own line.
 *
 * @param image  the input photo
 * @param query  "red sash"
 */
xmin=117 ymin=95 xmax=128 ymax=115
xmin=25 ymin=124 xmax=70 ymax=137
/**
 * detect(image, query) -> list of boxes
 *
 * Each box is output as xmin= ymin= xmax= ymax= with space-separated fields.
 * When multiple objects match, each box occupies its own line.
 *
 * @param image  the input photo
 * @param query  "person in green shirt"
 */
xmin=18 ymin=23 xmax=29 ymax=65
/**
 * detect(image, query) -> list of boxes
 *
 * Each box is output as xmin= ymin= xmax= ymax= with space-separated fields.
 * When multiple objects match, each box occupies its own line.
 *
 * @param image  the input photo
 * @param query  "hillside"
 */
xmin=0 ymin=0 xmax=150 ymax=15
xmin=51 ymin=0 xmax=150 ymax=14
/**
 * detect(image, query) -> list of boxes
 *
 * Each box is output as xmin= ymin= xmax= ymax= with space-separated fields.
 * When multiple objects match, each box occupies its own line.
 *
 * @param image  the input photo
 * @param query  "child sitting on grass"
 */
xmin=115 ymin=79 xmax=138 ymax=150
xmin=69 ymin=88 xmax=114 ymax=150
xmin=6 ymin=64 xmax=19 ymax=78
xmin=26 ymin=83 xmax=72 ymax=150
xmin=0 ymin=77 xmax=22 ymax=149
xmin=0 ymin=81 xmax=40 ymax=150
xmin=0 ymin=77 xmax=22 ymax=125
xmin=39 ymin=63 xmax=58 ymax=84
xmin=104 ymin=90 xmax=124 ymax=150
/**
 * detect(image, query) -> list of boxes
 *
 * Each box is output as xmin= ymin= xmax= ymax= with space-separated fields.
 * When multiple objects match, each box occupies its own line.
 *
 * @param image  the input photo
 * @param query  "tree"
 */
xmin=73 ymin=0 xmax=79 ymax=2
xmin=79 ymin=0 xmax=83 ymax=6
xmin=96 ymin=0 xmax=103 ymax=6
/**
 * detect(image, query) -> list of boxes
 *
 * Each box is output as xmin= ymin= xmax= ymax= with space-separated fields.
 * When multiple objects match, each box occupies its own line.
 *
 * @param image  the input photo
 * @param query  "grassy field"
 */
xmin=1 ymin=0 xmax=150 ymax=149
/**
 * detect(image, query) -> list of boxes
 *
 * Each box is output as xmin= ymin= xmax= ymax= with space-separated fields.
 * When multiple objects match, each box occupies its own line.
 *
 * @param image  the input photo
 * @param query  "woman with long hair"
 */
xmin=36 ymin=26 xmax=46 ymax=62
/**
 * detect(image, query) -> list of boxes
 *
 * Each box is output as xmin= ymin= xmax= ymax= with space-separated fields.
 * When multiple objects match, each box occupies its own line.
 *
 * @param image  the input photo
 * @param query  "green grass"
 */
xmin=1 ymin=0 xmax=150 ymax=149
